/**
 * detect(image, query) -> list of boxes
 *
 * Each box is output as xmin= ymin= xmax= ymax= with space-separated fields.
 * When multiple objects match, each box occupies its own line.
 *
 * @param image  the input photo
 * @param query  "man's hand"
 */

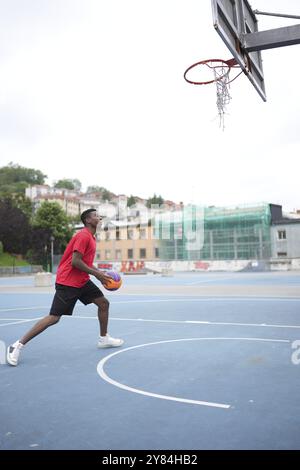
xmin=95 ymin=271 xmax=113 ymax=284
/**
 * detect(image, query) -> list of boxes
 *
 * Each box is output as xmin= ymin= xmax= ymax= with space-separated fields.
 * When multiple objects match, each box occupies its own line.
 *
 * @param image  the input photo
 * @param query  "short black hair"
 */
xmin=80 ymin=208 xmax=97 ymax=226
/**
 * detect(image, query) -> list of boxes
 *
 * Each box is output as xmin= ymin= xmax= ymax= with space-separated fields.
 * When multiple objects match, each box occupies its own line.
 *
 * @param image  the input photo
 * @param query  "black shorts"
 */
xmin=50 ymin=280 xmax=104 ymax=316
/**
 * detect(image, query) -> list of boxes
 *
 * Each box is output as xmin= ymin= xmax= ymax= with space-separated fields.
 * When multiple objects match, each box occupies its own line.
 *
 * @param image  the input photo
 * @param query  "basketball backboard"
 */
xmin=211 ymin=0 xmax=266 ymax=101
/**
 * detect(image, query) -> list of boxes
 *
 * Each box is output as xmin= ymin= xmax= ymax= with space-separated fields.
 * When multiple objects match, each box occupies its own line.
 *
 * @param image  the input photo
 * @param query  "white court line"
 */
xmin=97 ymin=337 xmax=290 ymax=409
xmin=113 ymin=292 xmax=300 ymax=298
xmin=0 ymin=318 xmax=37 ymax=321
xmin=186 ymin=276 xmax=239 ymax=286
xmin=109 ymin=317 xmax=300 ymax=329
xmin=3 ymin=314 xmax=299 ymax=330
xmin=71 ymin=315 xmax=300 ymax=330
xmin=0 ymin=297 xmax=300 ymax=314
xmin=0 ymin=306 xmax=48 ymax=312
xmin=1 ymin=312 xmax=299 ymax=331
xmin=185 ymin=320 xmax=300 ymax=329
xmin=0 ymin=318 xmax=43 ymax=327
xmin=111 ymin=297 xmax=300 ymax=303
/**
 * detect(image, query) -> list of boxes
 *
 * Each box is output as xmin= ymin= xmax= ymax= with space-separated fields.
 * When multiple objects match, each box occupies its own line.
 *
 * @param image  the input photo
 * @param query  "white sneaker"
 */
xmin=98 ymin=334 xmax=124 ymax=349
xmin=7 ymin=341 xmax=23 ymax=366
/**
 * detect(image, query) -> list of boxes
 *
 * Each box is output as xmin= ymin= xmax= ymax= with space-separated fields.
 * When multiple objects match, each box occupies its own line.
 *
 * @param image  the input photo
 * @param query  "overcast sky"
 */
xmin=0 ymin=0 xmax=299 ymax=210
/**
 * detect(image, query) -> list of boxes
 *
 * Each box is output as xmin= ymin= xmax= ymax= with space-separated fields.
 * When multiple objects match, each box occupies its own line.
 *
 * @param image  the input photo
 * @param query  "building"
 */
xmin=25 ymin=185 xmax=300 ymax=268
xmin=26 ymin=185 xmax=81 ymax=216
xmin=26 ymin=185 xmax=117 ymax=218
xmin=96 ymin=219 xmax=160 ymax=263
xmin=271 ymin=205 xmax=300 ymax=260
xmin=96 ymin=202 xmax=300 ymax=267
xmin=31 ymin=194 xmax=81 ymax=217
xmin=157 ymin=203 xmax=272 ymax=261
xmin=25 ymin=184 xmax=51 ymax=199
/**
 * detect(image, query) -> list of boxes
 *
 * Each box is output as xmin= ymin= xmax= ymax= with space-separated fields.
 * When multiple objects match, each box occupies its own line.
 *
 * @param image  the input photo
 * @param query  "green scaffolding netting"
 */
xmin=155 ymin=203 xmax=272 ymax=261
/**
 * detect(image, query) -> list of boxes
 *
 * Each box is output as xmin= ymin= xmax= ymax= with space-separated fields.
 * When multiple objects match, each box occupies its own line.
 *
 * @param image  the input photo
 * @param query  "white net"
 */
xmin=213 ymin=65 xmax=232 ymax=130
xmin=184 ymin=58 xmax=242 ymax=130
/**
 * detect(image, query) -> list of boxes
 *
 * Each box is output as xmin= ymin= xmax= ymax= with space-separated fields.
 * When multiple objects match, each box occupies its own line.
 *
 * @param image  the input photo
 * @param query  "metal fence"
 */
xmin=0 ymin=265 xmax=43 ymax=276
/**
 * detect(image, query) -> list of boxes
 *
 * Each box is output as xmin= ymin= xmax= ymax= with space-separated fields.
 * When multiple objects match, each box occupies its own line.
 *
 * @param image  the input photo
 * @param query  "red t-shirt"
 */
xmin=56 ymin=228 xmax=96 ymax=287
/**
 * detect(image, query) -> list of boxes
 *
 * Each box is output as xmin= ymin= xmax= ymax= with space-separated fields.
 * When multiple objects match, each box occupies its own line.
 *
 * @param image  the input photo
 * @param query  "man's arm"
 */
xmin=72 ymin=251 xmax=112 ymax=284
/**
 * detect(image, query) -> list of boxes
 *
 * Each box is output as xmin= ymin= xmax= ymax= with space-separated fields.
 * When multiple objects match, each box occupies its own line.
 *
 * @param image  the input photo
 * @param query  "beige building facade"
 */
xmin=96 ymin=221 xmax=160 ymax=263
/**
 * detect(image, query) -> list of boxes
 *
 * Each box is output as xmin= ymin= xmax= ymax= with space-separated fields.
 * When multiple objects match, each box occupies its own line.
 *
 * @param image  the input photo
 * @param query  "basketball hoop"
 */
xmin=184 ymin=58 xmax=244 ymax=129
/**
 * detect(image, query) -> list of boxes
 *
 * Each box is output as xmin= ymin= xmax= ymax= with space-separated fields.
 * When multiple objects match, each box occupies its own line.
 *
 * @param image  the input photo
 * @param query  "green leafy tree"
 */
xmin=0 ymin=198 xmax=31 ymax=254
xmin=0 ymin=191 xmax=33 ymax=220
xmin=86 ymin=185 xmax=102 ymax=193
xmin=100 ymin=189 xmax=112 ymax=201
xmin=86 ymin=185 xmax=114 ymax=201
xmin=26 ymin=227 xmax=53 ymax=266
xmin=33 ymin=201 xmax=74 ymax=252
xmin=146 ymin=194 xmax=164 ymax=208
xmin=54 ymin=179 xmax=82 ymax=191
xmin=0 ymin=163 xmax=46 ymax=194
xmin=127 ymin=195 xmax=137 ymax=207
xmin=8 ymin=193 xmax=33 ymax=220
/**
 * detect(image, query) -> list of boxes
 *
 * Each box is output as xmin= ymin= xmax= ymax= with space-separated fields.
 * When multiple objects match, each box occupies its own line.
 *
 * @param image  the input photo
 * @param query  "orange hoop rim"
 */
xmin=184 ymin=58 xmax=241 ymax=85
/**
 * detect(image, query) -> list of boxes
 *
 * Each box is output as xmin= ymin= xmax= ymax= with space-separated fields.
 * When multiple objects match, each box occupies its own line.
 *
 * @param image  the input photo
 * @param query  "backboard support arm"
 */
xmin=253 ymin=10 xmax=300 ymax=21
xmin=243 ymin=24 xmax=300 ymax=52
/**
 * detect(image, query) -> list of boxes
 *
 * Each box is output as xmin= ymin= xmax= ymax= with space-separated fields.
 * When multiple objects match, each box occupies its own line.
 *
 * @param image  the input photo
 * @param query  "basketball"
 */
xmin=102 ymin=270 xmax=122 ymax=291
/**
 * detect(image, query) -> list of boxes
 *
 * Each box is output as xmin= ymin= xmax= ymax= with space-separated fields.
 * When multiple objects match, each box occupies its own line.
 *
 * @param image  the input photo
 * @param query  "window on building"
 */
xmin=128 ymin=249 xmax=133 ymax=259
xmin=105 ymin=231 xmax=110 ymax=241
xmin=105 ymin=250 xmax=111 ymax=259
xmin=277 ymin=252 xmax=287 ymax=257
xmin=155 ymin=247 xmax=159 ymax=258
xmin=140 ymin=248 xmax=146 ymax=258
xmin=140 ymin=229 xmax=147 ymax=239
xmin=116 ymin=229 xmax=120 ymax=240
xmin=277 ymin=230 xmax=286 ymax=240
xmin=128 ymin=229 xmax=134 ymax=240
xmin=96 ymin=253 xmax=101 ymax=260
xmin=116 ymin=249 xmax=122 ymax=260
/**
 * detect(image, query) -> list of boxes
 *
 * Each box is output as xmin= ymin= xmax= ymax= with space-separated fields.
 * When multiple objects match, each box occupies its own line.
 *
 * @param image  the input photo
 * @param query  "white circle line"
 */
xmin=111 ymin=297 xmax=300 ymax=303
xmin=97 ymin=337 xmax=290 ymax=409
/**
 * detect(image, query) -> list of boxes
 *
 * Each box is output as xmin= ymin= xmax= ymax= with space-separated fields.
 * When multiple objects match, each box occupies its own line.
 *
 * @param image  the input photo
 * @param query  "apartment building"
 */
xmin=96 ymin=219 xmax=160 ymax=262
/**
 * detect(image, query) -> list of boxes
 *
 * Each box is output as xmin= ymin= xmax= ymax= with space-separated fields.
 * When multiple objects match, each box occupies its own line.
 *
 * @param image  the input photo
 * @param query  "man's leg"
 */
xmin=94 ymin=297 xmax=124 ymax=348
xmin=94 ymin=297 xmax=109 ymax=336
xmin=7 ymin=314 xmax=61 ymax=366
xmin=7 ymin=284 xmax=80 ymax=366
xmin=20 ymin=314 xmax=61 ymax=345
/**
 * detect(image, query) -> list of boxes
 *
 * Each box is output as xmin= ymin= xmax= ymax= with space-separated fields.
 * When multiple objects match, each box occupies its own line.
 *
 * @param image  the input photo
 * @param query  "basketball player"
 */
xmin=7 ymin=209 xmax=124 ymax=366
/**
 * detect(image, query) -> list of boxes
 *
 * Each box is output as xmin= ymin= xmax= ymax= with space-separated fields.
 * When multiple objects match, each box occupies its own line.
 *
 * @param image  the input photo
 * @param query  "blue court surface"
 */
xmin=0 ymin=271 xmax=300 ymax=450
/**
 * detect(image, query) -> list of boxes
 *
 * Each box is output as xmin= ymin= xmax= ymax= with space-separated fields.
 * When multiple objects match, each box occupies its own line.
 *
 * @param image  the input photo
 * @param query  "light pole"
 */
xmin=50 ymin=236 xmax=54 ymax=273
xmin=44 ymin=244 xmax=48 ymax=272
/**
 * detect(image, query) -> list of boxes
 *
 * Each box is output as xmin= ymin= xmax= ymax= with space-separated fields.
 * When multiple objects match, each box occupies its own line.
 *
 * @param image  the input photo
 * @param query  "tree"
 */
xmin=86 ymin=185 xmax=103 ymax=194
xmin=86 ymin=185 xmax=101 ymax=194
xmin=127 ymin=195 xmax=137 ymax=207
xmin=8 ymin=193 xmax=33 ymax=220
xmin=0 ymin=163 xmax=46 ymax=194
xmin=0 ymin=190 xmax=33 ymax=220
xmin=86 ymin=185 xmax=114 ymax=201
xmin=146 ymin=194 xmax=164 ymax=208
xmin=0 ymin=198 xmax=31 ymax=255
xmin=26 ymin=227 xmax=51 ymax=266
xmin=54 ymin=179 xmax=82 ymax=191
xmin=33 ymin=201 xmax=74 ymax=252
